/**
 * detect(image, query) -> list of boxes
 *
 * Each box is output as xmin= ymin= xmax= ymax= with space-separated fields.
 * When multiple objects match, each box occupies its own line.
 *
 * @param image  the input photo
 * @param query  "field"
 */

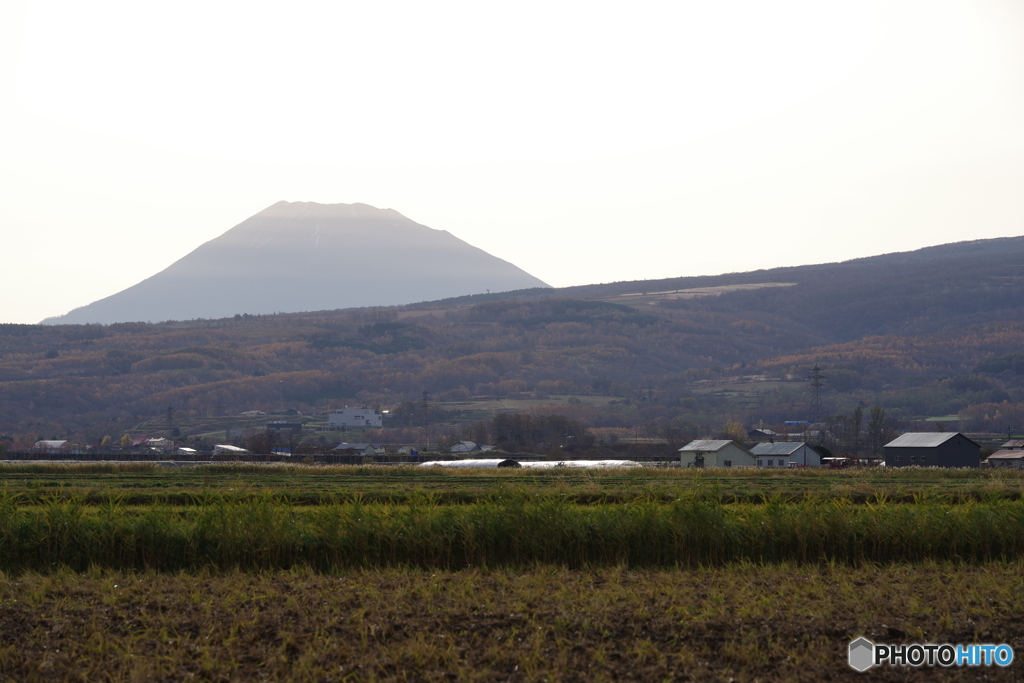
xmin=2 ymin=464 xmax=1023 ymax=681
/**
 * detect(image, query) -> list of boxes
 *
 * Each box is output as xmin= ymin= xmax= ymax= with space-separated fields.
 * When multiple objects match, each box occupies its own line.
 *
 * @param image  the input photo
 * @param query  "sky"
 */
xmin=2 ymin=0 xmax=1024 ymax=324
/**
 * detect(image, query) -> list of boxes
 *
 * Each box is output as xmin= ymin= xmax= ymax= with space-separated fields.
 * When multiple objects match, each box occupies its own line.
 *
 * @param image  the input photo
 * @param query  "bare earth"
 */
xmin=1 ymin=564 xmax=1021 ymax=682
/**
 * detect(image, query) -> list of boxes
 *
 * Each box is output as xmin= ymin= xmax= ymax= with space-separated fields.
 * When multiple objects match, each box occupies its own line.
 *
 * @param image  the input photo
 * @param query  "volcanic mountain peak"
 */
xmin=44 ymin=201 xmax=550 ymax=325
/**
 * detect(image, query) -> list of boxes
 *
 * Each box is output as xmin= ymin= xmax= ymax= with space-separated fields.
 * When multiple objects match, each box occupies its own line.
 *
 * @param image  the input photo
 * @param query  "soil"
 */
xmin=1 ymin=564 xmax=1022 ymax=682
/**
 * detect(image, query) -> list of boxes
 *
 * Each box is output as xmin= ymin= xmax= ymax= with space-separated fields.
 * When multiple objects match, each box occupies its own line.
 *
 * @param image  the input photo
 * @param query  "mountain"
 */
xmin=43 ymin=202 xmax=550 ymax=324
xmin=10 ymin=233 xmax=1024 ymax=441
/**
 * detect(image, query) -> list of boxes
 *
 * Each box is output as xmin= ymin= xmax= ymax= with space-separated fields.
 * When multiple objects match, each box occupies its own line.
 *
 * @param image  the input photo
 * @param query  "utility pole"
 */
xmin=420 ymin=389 xmax=431 ymax=451
xmin=167 ymin=405 xmax=173 ymax=434
xmin=807 ymin=365 xmax=825 ymax=427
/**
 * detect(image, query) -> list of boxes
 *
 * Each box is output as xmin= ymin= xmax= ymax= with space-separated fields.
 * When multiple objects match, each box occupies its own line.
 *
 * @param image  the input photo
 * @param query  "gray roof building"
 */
xmin=883 ymin=432 xmax=979 ymax=468
xmin=984 ymin=450 xmax=1024 ymax=468
xmin=750 ymin=441 xmax=820 ymax=467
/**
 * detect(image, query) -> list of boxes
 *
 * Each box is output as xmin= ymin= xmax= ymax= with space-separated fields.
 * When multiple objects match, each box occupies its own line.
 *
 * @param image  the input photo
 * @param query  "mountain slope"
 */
xmin=416 ymin=235 xmax=1024 ymax=343
xmin=44 ymin=202 xmax=550 ymax=324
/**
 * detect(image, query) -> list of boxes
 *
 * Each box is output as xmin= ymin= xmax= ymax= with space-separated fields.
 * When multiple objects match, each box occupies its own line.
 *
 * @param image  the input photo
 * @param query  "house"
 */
xmin=678 ymin=440 xmax=755 ymax=468
xmin=176 ymin=447 xmax=198 ymax=456
xmin=751 ymin=442 xmax=820 ymax=467
xmin=450 ymin=441 xmax=479 ymax=453
xmin=130 ymin=435 xmax=150 ymax=448
xmin=747 ymin=428 xmax=779 ymax=441
xmin=146 ymin=437 xmax=174 ymax=448
xmin=983 ymin=450 xmax=1024 ymax=469
xmin=1000 ymin=439 xmax=1024 ymax=450
xmin=328 ymin=408 xmax=383 ymax=429
xmin=883 ymin=432 xmax=980 ymax=468
xmin=333 ymin=443 xmax=386 ymax=456
xmin=241 ymin=410 xmax=267 ymax=416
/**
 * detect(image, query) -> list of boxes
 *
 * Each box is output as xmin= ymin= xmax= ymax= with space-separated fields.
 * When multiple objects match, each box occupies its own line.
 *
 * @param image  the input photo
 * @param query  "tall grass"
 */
xmin=3 ymin=491 xmax=1024 ymax=572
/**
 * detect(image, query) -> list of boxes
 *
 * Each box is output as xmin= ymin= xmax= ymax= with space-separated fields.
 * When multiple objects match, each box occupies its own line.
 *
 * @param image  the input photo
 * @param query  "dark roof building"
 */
xmin=747 ymin=428 xmax=779 ymax=441
xmin=883 ymin=432 xmax=979 ymax=468
xmin=1000 ymin=439 xmax=1024 ymax=450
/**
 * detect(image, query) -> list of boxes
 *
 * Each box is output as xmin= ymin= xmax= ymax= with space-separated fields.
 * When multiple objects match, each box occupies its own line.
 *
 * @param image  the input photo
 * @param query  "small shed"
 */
xmin=678 ymin=440 xmax=755 ymax=468
xmin=750 ymin=442 xmax=820 ymax=467
xmin=883 ymin=432 xmax=980 ymax=468
xmin=983 ymin=450 xmax=1024 ymax=469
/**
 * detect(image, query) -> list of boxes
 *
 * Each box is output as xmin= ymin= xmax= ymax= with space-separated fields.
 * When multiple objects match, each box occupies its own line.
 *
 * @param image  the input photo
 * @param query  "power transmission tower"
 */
xmin=807 ymin=365 xmax=825 ymax=426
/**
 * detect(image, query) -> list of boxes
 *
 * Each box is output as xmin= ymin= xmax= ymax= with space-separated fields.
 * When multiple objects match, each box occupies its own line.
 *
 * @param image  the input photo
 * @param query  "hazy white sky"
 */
xmin=2 ymin=0 xmax=1023 ymax=324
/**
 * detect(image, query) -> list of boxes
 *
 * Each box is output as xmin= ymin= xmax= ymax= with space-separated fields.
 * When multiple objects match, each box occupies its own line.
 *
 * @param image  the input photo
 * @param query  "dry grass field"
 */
xmin=2 ymin=464 xmax=1023 ymax=681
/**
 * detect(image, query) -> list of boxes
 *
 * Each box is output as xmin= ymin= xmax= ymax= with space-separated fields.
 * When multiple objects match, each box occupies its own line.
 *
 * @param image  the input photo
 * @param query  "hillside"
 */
xmin=43 ymin=201 xmax=550 ymax=325
xmin=420 ymin=235 xmax=1024 ymax=342
xmin=6 ymin=235 xmax=1024 ymax=445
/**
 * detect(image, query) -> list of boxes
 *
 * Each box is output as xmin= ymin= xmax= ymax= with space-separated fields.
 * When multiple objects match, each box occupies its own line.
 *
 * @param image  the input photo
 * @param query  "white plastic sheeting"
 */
xmin=420 ymin=459 xmax=521 ymax=468
xmin=519 ymin=460 xmax=640 ymax=469
xmin=213 ymin=444 xmax=250 ymax=455
xmin=419 ymin=459 xmax=640 ymax=469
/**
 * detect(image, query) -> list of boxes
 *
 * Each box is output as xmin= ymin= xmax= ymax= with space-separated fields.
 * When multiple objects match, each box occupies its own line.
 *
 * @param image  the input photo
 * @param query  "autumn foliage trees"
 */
xmin=4 ymin=281 xmax=1024 ymax=442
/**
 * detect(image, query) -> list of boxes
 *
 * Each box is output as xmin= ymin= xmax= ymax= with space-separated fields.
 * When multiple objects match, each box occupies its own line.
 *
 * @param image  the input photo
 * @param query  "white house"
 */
xmin=750 ymin=442 xmax=821 ymax=467
xmin=984 ymin=450 xmax=1024 ymax=469
xmin=328 ymin=408 xmax=383 ymax=429
xmin=678 ymin=440 xmax=755 ymax=468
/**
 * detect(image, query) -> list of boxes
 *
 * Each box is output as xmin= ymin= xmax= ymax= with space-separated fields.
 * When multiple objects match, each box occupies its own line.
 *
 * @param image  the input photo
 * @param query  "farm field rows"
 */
xmin=3 ymin=464 xmax=1023 ymax=680
xmin=3 ymin=463 xmax=1024 ymax=506
xmin=2 ymin=564 xmax=1022 ymax=682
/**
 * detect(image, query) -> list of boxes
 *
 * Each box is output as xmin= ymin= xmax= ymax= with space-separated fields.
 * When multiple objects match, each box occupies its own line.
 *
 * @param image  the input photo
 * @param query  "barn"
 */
xmin=882 ymin=432 xmax=980 ymax=468
xmin=678 ymin=440 xmax=755 ymax=468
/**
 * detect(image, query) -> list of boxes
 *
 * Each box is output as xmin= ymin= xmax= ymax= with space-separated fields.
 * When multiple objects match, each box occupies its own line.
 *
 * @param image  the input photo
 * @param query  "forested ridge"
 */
xmin=5 ymin=235 xmax=1024 ymax=443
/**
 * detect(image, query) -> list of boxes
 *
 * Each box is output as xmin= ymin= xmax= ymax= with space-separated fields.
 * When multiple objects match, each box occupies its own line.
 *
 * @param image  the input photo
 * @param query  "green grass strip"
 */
xmin=2 ymin=493 xmax=1023 ymax=572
